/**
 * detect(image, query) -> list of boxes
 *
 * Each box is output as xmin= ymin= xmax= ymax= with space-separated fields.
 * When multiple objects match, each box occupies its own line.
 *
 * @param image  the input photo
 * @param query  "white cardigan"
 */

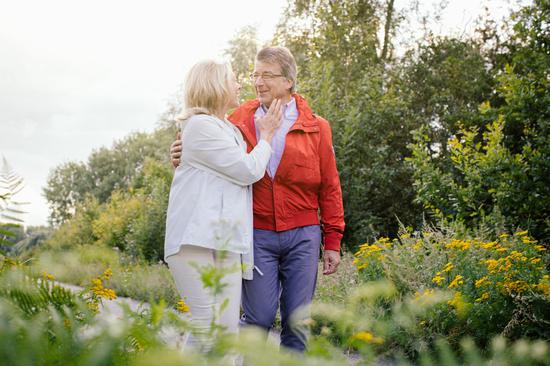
xmin=164 ymin=114 xmax=271 ymax=279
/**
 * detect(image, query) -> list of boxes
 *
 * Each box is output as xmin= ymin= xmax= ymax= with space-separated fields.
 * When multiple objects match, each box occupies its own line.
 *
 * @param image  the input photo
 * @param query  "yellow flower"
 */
xmin=499 ymin=233 xmax=509 ymax=239
xmin=503 ymin=280 xmax=529 ymax=294
xmin=483 ymin=258 xmax=504 ymax=273
xmin=88 ymin=301 xmax=99 ymax=313
xmin=377 ymin=237 xmax=391 ymax=248
xmin=446 ymin=239 xmax=472 ymax=250
xmin=41 ymin=272 xmax=55 ymax=281
xmin=475 ymin=292 xmax=490 ymax=302
xmin=448 ymin=275 xmax=464 ymax=289
xmin=536 ymin=282 xmax=550 ymax=297
xmin=531 ymin=258 xmax=542 ymax=265
xmin=480 ymin=241 xmax=500 ymax=251
xmin=352 ymin=331 xmax=384 ymax=345
xmin=442 ymin=262 xmax=454 ymax=273
xmin=414 ymin=288 xmax=434 ymax=300
xmin=516 ymin=230 xmax=528 ymax=236
xmin=475 ymin=276 xmax=489 ymax=288
xmin=103 ymin=268 xmax=113 ymax=280
xmin=432 ymin=273 xmax=444 ymax=286
xmin=177 ymin=299 xmax=190 ymax=313
xmin=522 ymin=237 xmax=538 ymax=244
xmin=533 ymin=245 xmax=546 ymax=252
xmin=91 ymin=277 xmax=117 ymax=300
xmin=447 ymin=291 xmax=470 ymax=317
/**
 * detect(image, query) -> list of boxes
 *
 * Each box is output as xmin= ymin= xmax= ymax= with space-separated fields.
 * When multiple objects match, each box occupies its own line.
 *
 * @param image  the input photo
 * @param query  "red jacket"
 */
xmin=228 ymin=94 xmax=345 ymax=251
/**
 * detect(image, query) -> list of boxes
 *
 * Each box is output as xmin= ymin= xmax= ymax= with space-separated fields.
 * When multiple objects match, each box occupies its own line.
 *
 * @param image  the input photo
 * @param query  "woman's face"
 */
xmin=227 ymin=73 xmax=241 ymax=110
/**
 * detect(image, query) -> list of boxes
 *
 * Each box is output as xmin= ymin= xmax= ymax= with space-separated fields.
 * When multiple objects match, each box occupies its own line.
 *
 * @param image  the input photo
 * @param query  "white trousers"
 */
xmin=166 ymin=245 xmax=242 ymax=351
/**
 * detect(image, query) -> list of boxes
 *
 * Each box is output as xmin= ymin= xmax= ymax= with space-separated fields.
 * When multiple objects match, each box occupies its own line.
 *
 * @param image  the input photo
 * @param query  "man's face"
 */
xmin=252 ymin=60 xmax=293 ymax=107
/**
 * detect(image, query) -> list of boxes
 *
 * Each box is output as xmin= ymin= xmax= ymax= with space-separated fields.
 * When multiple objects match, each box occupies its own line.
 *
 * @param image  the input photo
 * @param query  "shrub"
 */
xmin=353 ymin=226 xmax=550 ymax=351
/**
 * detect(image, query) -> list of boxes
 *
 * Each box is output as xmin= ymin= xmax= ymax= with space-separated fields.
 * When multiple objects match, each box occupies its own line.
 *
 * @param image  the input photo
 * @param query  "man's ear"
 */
xmin=286 ymin=79 xmax=294 ymax=93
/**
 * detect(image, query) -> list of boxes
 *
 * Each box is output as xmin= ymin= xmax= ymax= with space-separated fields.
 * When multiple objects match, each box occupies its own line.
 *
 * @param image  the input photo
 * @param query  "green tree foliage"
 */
xmin=44 ymin=159 xmax=172 ymax=262
xmin=44 ymin=128 xmax=175 ymax=226
xmin=408 ymin=1 xmax=550 ymax=242
xmin=224 ymin=25 xmax=259 ymax=102
xmin=402 ymin=38 xmax=495 ymax=154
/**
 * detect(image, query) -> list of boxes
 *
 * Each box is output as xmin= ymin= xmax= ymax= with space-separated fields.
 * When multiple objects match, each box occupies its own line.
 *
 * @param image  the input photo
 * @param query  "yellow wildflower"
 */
xmin=480 ymin=241 xmax=501 ymax=251
xmin=103 ymin=268 xmax=113 ymax=280
xmin=442 ymin=262 xmax=454 ymax=273
xmin=177 ymin=299 xmax=190 ymax=313
xmin=414 ymin=288 xmax=435 ymax=300
xmin=446 ymin=239 xmax=472 ymax=250
xmin=448 ymin=275 xmax=464 ymax=289
xmin=522 ymin=237 xmax=538 ymax=244
xmin=447 ymin=291 xmax=470 ymax=317
xmin=475 ymin=276 xmax=489 ymax=288
xmin=377 ymin=237 xmax=391 ymax=248
xmin=516 ymin=230 xmax=528 ymax=236
xmin=533 ymin=245 xmax=546 ymax=252
xmin=483 ymin=258 xmax=503 ymax=273
xmin=352 ymin=331 xmax=384 ymax=345
xmin=531 ymin=258 xmax=542 ymax=265
xmin=41 ymin=272 xmax=55 ymax=281
xmin=88 ymin=301 xmax=99 ymax=313
xmin=535 ymin=282 xmax=550 ymax=297
xmin=91 ymin=277 xmax=117 ymax=300
xmin=499 ymin=233 xmax=509 ymax=239
xmin=475 ymin=292 xmax=490 ymax=302
xmin=432 ymin=273 xmax=445 ymax=286
xmin=503 ymin=280 xmax=529 ymax=294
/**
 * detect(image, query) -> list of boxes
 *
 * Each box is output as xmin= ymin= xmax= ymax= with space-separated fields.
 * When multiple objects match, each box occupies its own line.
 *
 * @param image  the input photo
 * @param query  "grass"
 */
xmin=315 ymin=251 xmax=360 ymax=304
xmin=26 ymin=243 xmax=360 ymax=312
xmin=27 ymin=244 xmax=180 ymax=306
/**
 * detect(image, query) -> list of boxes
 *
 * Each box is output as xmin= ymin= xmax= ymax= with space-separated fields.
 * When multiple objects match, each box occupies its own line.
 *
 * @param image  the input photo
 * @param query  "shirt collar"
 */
xmin=259 ymin=97 xmax=296 ymax=117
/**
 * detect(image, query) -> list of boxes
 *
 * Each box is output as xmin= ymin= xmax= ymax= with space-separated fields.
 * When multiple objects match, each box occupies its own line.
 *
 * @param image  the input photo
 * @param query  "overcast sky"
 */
xmin=0 ymin=0 xmax=524 ymax=227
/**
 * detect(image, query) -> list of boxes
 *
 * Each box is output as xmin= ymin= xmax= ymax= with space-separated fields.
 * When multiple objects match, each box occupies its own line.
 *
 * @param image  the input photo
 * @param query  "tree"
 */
xmin=224 ymin=25 xmax=259 ymax=102
xmin=272 ymin=0 xmax=422 ymax=246
xmin=408 ymin=0 xmax=550 ymax=243
xmin=44 ymin=128 xmax=175 ymax=226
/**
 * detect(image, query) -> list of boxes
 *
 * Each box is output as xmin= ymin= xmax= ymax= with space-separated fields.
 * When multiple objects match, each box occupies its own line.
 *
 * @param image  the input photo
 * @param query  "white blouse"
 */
xmin=164 ymin=114 xmax=271 ymax=279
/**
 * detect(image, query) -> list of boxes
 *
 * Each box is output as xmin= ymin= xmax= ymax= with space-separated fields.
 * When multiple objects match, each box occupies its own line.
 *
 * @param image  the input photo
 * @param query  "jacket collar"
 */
xmin=228 ymin=93 xmax=319 ymax=146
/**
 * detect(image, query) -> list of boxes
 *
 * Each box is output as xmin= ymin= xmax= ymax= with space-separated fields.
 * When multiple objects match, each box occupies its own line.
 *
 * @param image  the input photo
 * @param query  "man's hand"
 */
xmin=170 ymin=132 xmax=182 ymax=168
xmin=322 ymin=249 xmax=340 ymax=275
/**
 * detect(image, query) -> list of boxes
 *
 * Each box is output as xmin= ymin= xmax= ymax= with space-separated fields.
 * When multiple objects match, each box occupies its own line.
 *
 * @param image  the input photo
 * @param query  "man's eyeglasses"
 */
xmin=249 ymin=72 xmax=285 ymax=81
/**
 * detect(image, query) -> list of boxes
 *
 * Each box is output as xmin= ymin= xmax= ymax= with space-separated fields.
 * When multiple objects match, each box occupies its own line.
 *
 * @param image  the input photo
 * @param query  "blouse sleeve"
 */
xmin=182 ymin=115 xmax=271 ymax=186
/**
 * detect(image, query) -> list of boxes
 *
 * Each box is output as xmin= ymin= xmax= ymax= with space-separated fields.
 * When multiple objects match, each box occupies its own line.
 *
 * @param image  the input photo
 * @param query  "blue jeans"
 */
xmin=241 ymin=225 xmax=321 ymax=352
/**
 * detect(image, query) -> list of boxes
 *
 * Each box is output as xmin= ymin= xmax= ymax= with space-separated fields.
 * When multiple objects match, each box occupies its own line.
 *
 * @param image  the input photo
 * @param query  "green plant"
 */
xmin=353 ymin=226 xmax=550 ymax=351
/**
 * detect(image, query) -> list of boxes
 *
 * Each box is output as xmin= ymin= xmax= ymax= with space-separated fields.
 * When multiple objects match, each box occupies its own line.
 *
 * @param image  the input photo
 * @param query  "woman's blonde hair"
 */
xmin=179 ymin=60 xmax=234 ymax=121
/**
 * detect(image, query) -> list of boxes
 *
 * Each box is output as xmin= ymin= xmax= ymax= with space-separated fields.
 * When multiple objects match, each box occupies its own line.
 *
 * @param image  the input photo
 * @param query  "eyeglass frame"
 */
xmin=249 ymin=72 xmax=286 ymax=82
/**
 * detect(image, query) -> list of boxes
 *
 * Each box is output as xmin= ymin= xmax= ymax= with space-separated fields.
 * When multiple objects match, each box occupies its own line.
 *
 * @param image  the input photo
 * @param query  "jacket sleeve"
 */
xmin=318 ymin=119 xmax=345 ymax=251
xmin=182 ymin=115 xmax=271 ymax=186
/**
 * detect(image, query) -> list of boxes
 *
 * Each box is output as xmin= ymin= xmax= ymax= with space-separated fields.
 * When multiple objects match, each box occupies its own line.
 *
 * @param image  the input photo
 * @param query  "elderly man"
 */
xmin=170 ymin=46 xmax=344 ymax=352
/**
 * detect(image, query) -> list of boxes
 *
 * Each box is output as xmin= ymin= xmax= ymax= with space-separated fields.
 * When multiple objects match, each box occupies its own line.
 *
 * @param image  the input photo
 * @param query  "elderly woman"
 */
xmin=164 ymin=60 xmax=282 ymax=351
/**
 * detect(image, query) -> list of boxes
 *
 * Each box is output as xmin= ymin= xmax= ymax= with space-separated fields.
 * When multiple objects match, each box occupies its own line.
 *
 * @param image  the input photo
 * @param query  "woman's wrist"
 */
xmin=260 ymin=132 xmax=273 ymax=144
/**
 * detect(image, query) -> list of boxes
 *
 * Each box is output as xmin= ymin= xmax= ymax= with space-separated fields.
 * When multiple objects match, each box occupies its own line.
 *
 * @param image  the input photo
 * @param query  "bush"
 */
xmin=409 ymin=117 xmax=550 ymax=245
xmin=353 ymin=225 xmax=550 ymax=351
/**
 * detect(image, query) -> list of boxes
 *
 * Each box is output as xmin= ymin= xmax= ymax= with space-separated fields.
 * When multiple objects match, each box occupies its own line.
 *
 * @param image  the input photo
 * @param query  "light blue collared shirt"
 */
xmin=254 ymin=97 xmax=299 ymax=178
